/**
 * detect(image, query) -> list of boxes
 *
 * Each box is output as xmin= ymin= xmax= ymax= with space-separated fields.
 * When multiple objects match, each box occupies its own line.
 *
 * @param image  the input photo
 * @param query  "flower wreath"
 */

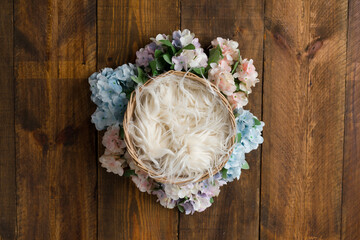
xmin=89 ymin=29 xmax=264 ymax=214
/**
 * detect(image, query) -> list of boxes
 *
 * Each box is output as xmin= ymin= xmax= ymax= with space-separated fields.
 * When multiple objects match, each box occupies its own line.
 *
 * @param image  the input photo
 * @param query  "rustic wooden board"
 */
xmin=97 ymin=1 xmax=180 ymax=239
xmin=179 ymin=0 xmax=264 ymax=239
xmin=342 ymin=0 xmax=360 ymax=239
xmin=0 ymin=0 xmax=15 ymax=239
xmin=14 ymin=0 xmax=97 ymax=239
xmin=2 ymin=0 xmax=360 ymax=239
xmin=261 ymin=0 xmax=347 ymax=239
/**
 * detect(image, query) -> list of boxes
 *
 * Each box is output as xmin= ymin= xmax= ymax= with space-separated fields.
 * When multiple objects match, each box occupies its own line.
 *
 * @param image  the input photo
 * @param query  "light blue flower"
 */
xmin=224 ymin=110 xmax=264 ymax=181
xmin=237 ymin=110 xmax=264 ymax=153
xmin=225 ymin=144 xmax=246 ymax=181
xmin=89 ymin=64 xmax=137 ymax=130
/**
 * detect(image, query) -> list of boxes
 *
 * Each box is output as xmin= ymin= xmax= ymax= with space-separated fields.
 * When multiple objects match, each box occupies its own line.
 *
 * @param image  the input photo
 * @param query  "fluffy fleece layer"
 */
xmin=128 ymin=74 xmax=235 ymax=183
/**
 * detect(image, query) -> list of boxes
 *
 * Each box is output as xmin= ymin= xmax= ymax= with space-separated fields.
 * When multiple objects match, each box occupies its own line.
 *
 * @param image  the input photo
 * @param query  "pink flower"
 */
xmin=131 ymin=173 xmax=154 ymax=193
xmin=99 ymin=154 xmax=125 ymax=176
xmin=102 ymin=124 xmax=126 ymax=154
xmin=211 ymin=37 xmax=239 ymax=65
xmin=227 ymin=92 xmax=249 ymax=109
xmin=233 ymin=59 xmax=259 ymax=94
xmin=208 ymin=64 xmax=236 ymax=95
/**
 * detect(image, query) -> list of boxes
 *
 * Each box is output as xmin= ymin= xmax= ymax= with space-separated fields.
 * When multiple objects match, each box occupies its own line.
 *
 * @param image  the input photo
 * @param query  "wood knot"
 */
xmin=305 ymin=38 xmax=323 ymax=59
xmin=272 ymin=32 xmax=290 ymax=50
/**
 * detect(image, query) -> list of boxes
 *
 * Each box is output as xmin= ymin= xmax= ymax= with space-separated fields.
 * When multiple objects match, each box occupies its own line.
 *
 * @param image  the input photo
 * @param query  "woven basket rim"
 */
xmin=123 ymin=70 xmax=236 ymax=185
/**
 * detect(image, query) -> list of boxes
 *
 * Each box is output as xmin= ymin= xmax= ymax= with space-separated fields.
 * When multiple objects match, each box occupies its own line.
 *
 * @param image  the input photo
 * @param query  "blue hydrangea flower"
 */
xmin=237 ymin=110 xmax=264 ymax=153
xmin=224 ymin=110 xmax=264 ymax=181
xmin=89 ymin=64 xmax=137 ymax=130
xmin=225 ymin=144 xmax=246 ymax=181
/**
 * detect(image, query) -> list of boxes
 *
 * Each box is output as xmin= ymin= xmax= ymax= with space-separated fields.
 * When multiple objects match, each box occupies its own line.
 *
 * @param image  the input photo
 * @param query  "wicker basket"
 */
xmin=123 ymin=70 xmax=236 ymax=185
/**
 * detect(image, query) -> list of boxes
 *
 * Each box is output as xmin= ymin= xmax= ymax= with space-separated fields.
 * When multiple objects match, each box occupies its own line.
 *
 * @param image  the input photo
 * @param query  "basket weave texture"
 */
xmin=123 ymin=70 xmax=236 ymax=185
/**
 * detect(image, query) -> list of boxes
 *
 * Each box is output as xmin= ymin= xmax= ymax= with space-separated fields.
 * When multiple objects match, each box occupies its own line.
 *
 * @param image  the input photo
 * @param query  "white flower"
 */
xmin=179 ymin=29 xmax=196 ymax=47
xmin=153 ymin=190 xmax=177 ymax=209
xmin=173 ymin=48 xmax=208 ymax=71
xmin=188 ymin=48 xmax=208 ymax=69
xmin=151 ymin=34 xmax=169 ymax=45
xmin=99 ymin=154 xmax=126 ymax=176
xmin=191 ymin=195 xmax=212 ymax=212
xmin=163 ymin=183 xmax=199 ymax=200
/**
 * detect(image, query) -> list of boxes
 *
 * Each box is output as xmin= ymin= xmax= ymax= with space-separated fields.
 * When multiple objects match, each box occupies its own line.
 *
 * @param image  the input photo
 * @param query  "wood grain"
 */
xmin=341 ymin=0 xmax=360 ymax=239
xmin=0 ymin=0 xmax=15 ymax=239
xmin=14 ymin=0 xmax=97 ymax=239
xmin=1 ymin=0 xmax=358 ymax=239
xmin=97 ymin=1 xmax=180 ymax=239
xmin=261 ymin=0 xmax=347 ymax=239
xmin=180 ymin=0 xmax=264 ymax=239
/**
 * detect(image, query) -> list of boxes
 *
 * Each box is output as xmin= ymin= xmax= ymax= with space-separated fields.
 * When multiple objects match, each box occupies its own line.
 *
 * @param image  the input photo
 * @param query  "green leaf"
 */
xmin=159 ymin=39 xmax=172 ymax=47
xmin=159 ymin=39 xmax=176 ymax=55
xmin=131 ymin=67 xmax=147 ymax=85
xmin=154 ymin=49 xmax=163 ymax=58
xmin=231 ymin=51 xmax=241 ymax=74
xmin=176 ymin=43 xmax=196 ymax=55
xmin=208 ymin=45 xmax=223 ymax=65
xmin=123 ymin=169 xmax=136 ymax=177
xmin=242 ymin=161 xmax=250 ymax=170
xmin=234 ymin=79 xmax=240 ymax=92
xmin=120 ymin=127 xmax=125 ymax=139
xmin=162 ymin=53 xmax=172 ymax=65
xmin=210 ymin=197 xmax=214 ymax=204
xmin=182 ymin=43 xmax=195 ymax=50
xmin=155 ymin=58 xmax=165 ymax=71
xmin=137 ymin=67 xmax=147 ymax=84
xmin=206 ymin=45 xmax=224 ymax=73
xmin=131 ymin=76 xmax=142 ymax=85
xmin=177 ymin=205 xmax=185 ymax=213
xmin=231 ymin=60 xmax=240 ymax=74
xmin=253 ymin=118 xmax=261 ymax=126
xmin=192 ymin=67 xmax=205 ymax=76
xmin=149 ymin=60 xmax=158 ymax=76
xmin=220 ymin=168 xmax=228 ymax=179
xmin=237 ymin=133 xmax=242 ymax=142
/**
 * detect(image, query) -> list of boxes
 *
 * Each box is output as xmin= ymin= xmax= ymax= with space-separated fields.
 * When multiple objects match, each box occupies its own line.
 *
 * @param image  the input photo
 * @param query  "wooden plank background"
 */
xmin=0 ymin=0 xmax=359 ymax=239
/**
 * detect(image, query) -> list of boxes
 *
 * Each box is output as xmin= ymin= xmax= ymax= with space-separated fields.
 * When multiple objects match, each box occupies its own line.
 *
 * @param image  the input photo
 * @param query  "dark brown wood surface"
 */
xmin=0 ymin=0 xmax=359 ymax=239
xmin=342 ymin=0 xmax=360 ymax=239
xmin=97 ymin=1 xmax=180 ymax=239
xmin=0 ymin=0 xmax=15 ymax=239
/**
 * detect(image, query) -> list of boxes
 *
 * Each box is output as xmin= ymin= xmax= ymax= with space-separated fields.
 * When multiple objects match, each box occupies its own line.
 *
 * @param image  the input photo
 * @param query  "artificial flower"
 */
xmin=102 ymin=124 xmax=126 ymax=154
xmin=99 ymin=154 xmax=126 ymax=176
xmin=89 ymin=64 xmax=136 ymax=130
xmin=233 ymin=59 xmax=259 ymax=94
xmin=208 ymin=65 xmax=236 ymax=95
xmin=172 ymin=29 xmax=198 ymax=48
xmin=211 ymin=37 xmax=240 ymax=65
xmin=227 ymin=91 xmax=249 ymax=109
xmin=172 ymin=48 xmax=208 ymax=71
